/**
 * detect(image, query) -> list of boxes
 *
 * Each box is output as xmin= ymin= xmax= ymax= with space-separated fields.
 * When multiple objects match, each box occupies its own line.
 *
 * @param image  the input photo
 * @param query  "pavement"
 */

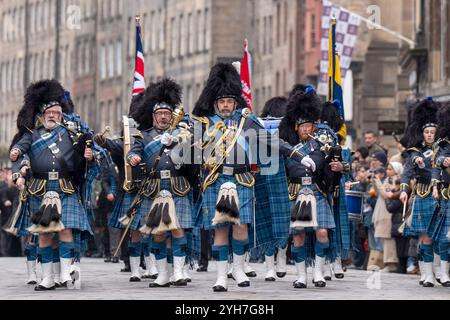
xmin=0 ymin=257 xmax=449 ymax=300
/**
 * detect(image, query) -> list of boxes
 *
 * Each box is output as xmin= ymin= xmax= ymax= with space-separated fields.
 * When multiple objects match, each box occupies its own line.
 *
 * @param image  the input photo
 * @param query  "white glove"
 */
xmin=301 ymin=156 xmax=316 ymax=172
xmin=161 ymin=132 xmax=175 ymax=146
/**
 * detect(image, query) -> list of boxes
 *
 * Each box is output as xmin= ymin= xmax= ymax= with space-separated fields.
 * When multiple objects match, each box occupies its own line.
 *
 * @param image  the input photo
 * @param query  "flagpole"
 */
xmin=332 ymin=4 xmax=415 ymax=48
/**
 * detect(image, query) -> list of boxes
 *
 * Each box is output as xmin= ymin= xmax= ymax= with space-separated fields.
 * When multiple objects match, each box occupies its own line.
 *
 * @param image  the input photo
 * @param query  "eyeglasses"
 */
xmin=44 ymin=110 xmax=62 ymax=117
xmin=154 ymin=111 xmax=172 ymax=117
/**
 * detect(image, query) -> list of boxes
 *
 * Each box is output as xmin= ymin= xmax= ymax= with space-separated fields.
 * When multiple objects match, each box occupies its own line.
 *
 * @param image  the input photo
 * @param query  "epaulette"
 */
xmin=132 ymin=131 xmax=144 ymax=139
xmin=191 ymin=116 xmax=209 ymax=124
xmin=406 ymin=147 xmax=421 ymax=153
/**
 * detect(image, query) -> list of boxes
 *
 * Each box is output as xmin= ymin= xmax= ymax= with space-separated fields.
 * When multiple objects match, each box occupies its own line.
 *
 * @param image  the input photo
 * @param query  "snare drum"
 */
xmin=345 ymin=190 xmax=364 ymax=222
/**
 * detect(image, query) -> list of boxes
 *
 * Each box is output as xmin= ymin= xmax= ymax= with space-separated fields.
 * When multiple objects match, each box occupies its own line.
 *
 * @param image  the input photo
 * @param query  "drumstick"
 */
xmin=348 ymin=181 xmax=360 ymax=186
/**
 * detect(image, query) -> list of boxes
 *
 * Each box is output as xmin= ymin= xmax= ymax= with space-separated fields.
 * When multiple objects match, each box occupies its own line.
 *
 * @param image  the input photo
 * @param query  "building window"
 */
xmin=204 ymin=8 xmax=210 ymax=51
xmin=263 ymin=17 xmax=267 ymax=55
xmin=179 ymin=14 xmax=185 ymax=57
xmin=276 ymin=3 xmax=280 ymax=47
xmin=311 ymin=14 xmax=316 ymax=48
xmin=50 ymin=0 xmax=55 ymax=28
xmin=116 ymin=40 xmax=122 ymax=76
xmin=158 ymin=9 xmax=165 ymax=50
xmin=284 ymin=1 xmax=288 ymax=44
xmin=197 ymin=10 xmax=203 ymax=52
xmin=151 ymin=11 xmax=156 ymax=52
xmin=100 ymin=45 xmax=106 ymax=79
xmin=108 ymin=42 xmax=115 ymax=78
xmin=187 ymin=13 xmax=193 ymax=55
xmin=142 ymin=13 xmax=148 ymax=53
xmin=128 ymin=17 xmax=133 ymax=58
xmin=170 ymin=16 xmax=177 ymax=59
xmin=269 ymin=15 xmax=273 ymax=53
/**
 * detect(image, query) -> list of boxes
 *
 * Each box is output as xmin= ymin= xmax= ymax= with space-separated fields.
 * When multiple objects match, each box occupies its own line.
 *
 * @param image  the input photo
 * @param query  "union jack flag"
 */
xmin=132 ymin=16 xmax=145 ymax=96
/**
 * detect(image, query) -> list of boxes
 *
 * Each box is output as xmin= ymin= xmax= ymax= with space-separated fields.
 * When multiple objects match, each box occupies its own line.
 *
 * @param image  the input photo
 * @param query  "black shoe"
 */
xmin=314 ymin=281 xmax=326 ymax=288
xmin=441 ymin=281 xmax=450 ymax=287
xmin=237 ymin=281 xmax=250 ymax=287
xmin=419 ymin=280 xmax=424 ymax=285
xmin=104 ymin=257 xmax=112 ymax=263
xmin=196 ymin=265 xmax=208 ymax=272
xmin=112 ymin=257 xmax=119 ymax=263
xmin=172 ymin=279 xmax=188 ymax=286
xmin=55 ymin=282 xmax=64 ymax=288
xmin=293 ymin=281 xmax=307 ymax=289
xmin=324 ymin=276 xmax=332 ymax=281
xmin=34 ymin=284 xmax=56 ymax=291
xmin=212 ymin=285 xmax=227 ymax=292
xmin=27 ymin=280 xmax=37 ymax=285
xmin=265 ymin=277 xmax=276 ymax=282
xmin=149 ymin=282 xmax=170 ymax=288
xmin=245 ymin=271 xmax=257 ymax=278
xmin=422 ymin=281 xmax=434 ymax=287
xmin=129 ymin=276 xmax=141 ymax=282
xmin=436 ymin=278 xmax=441 ymax=284
xmin=227 ymin=273 xmax=234 ymax=279
xmin=276 ymin=272 xmax=286 ymax=278
xmin=334 ymin=273 xmax=344 ymax=279
xmin=185 ymin=278 xmax=192 ymax=283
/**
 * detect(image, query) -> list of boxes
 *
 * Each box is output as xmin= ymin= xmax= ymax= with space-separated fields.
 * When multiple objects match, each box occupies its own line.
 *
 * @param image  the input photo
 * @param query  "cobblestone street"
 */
xmin=1 ymin=257 xmax=449 ymax=300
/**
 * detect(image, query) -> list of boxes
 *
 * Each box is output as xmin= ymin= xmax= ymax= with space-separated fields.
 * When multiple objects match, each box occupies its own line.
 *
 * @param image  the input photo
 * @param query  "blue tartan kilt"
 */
xmin=28 ymin=180 xmax=92 ymax=235
xmin=108 ymin=191 xmax=137 ymax=229
xmin=427 ymin=199 xmax=450 ymax=243
xmin=409 ymin=194 xmax=437 ymax=236
xmin=196 ymin=174 xmax=253 ymax=230
xmin=15 ymin=202 xmax=32 ymax=237
xmin=137 ymin=180 xmax=193 ymax=230
xmin=289 ymin=186 xmax=335 ymax=233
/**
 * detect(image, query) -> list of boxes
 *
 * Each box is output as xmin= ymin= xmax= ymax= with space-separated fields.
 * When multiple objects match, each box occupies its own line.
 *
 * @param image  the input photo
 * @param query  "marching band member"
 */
xmin=188 ymin=63 xmax=307 ymax=292
xmin=278 ymin=86 xmax=337 ymax=288
xmin=9 ymin=80 xmax=99 ymax=290
xmin=429 ymin=102 xmax=450 ymax=287
xmin=400 ymin=98 xmax=440 ymax=287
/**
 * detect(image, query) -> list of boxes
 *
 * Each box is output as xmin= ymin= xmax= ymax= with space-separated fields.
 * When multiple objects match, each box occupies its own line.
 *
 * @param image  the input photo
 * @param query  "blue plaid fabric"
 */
xmin=28 ymin=180 xmax=92 ymax=234
xmin=328 ymin=179 xmax=352 ymax=260
xmin=252 ymin=159 xmax=291 ymax=249
xmin=28 ymin=126 xmax=66 ymax=159
xmin=196 ymin=173 xmax=253 ymax=229
xmin=409 ymin=194 xmax=437 ymax=236
xmin=108 ymin=191 xmax=138 ymax=229
xmin=15 ymin=199 xmax=32 ymax=237
xmin=428 ymin=199 xmax=450 ymax=243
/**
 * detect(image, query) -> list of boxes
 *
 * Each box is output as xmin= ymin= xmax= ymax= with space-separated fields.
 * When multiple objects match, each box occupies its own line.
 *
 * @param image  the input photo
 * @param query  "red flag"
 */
xmin=132 ymin=16 xmax=145 ymax=96
xmin=240 ymin=39 xmax=252 ymax=110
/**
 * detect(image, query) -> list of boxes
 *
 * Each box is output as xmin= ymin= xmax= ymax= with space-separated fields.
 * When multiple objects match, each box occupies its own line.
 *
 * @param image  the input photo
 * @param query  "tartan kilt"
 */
xmin=28 ymin=180 xmax=92 ymax=234
xmin=427 ymin=199 xmax=450 ymax=243
xmin=196 ymin=174 xmax=253 ymax=230
xmin=328 ymin=184 xmax=352 ymax=260
xmin=137 ymin=179 xmax=193 ymax=230
xmin=14 ymin=202 xmax=32 ymax=237
xmin=289 ymin=185 xmax=335 ymax=233
xmin=108 ymin=191 xmax=137 ymax=229
xmin=409 ymin=194 xmax=437 ymax=236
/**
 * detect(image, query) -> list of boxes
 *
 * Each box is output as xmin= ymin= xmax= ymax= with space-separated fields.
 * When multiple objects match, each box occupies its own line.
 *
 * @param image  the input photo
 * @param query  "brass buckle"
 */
xmin=160 ymin=170 xmax=171 ymax=179
xmin=301 ymin=177 xmax=312 ymax=186
xmin=222 ymin=166 xmax=234 ymax=176
xmin=48 ymin=172 xmax=59 ymax=180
